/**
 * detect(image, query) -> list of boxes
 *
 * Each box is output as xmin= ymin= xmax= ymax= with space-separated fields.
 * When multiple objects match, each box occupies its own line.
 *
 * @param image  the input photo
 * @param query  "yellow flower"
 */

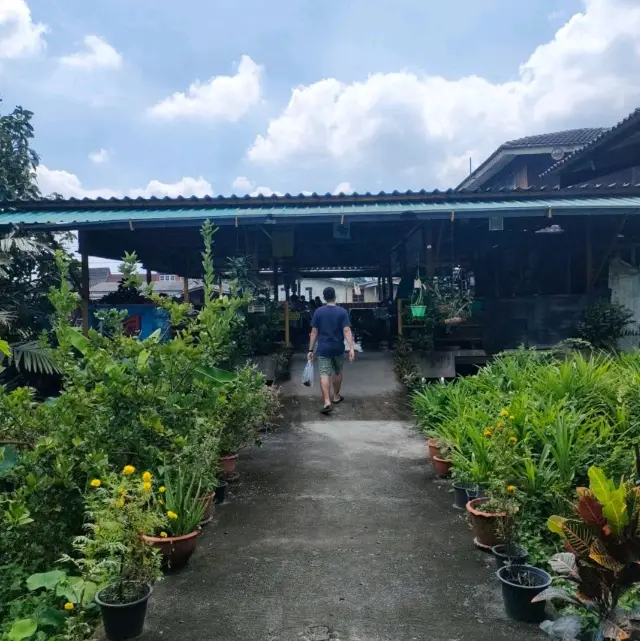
xmin=507 ymin=485 xmax=516 ymax=493
xmin=483 ymin=429 xmax=493 ymax=437
xmin=497 ymin=421 xmax=505 ymax=429
xmin=142 ymin=471 xmax=152 ymax=483
xmin=123 ymin=465 xmax=135 ymax=476
xmin=143 ymin=482 xmax=152 ymax=493
xmin=89 ymin=478 xmax=101 ymax=488
xmin=167 ymin=511 xmax=178 ymax=520
xmin=509 ymin=415 xmax=515 ymax=421
xmin=499 ymin=409 xmax=509 ymax=417
xmin=509 ymin=436 xmax=517 ymax=445
xmin=159 ymin=486 xmax=166 ymax=494
xmin=119 ymin=487 xmax=126 ymax=495
xmin=160 ymin=531 xmax=168 ymax=538
xmin=64 ymin=602 xmax=74 ymax=611
xmin=117 ymin=497 xmax=125 ymax=508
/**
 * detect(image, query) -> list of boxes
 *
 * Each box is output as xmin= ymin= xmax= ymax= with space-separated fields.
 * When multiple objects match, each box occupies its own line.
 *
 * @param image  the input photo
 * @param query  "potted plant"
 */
xmin=451 ymin=470 xmax=481 ymax=510
xmin=496 ymin=564 xmax=552 ymax=624
xmin=432 ymin=453 xmax=453 ymax=478
xmin=534 ymin=466 xmax=640 ymax=640
xmin=409 ymin=275 xmax=427 ymax=318
xmin=489 ymin=485 xmax=529 ymax=569
xmin=79 ymin=467 xmax=163 ymax=641
xmin=466 ymin=481 xmax=518 ymax=550
xmin=143 ymin=468 xmax=206 ymax=571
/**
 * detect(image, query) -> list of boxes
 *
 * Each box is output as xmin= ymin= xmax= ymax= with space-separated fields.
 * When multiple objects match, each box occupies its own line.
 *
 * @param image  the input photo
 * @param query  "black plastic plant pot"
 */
xmin=214 ymin=479 xmax=228 ymax=504
xmin=496 ymin=565 xmax=551 ymax=623
xmin=492 ymin=544 xmax=530 ymax=570
xmin=452 ymin=482 xmax=480 ymax=509
xmin=95 ymin=583 xmax=152 ymax=641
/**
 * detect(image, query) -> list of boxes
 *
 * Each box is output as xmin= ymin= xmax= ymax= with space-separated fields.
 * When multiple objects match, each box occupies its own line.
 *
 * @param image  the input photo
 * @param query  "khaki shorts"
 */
xmin=317 ymin=354 xmax=345 ymax=377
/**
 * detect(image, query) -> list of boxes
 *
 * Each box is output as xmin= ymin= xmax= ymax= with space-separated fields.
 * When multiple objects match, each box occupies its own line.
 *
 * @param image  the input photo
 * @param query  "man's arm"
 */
xmin=308 ymin=327 xmax=318 ymax=360
xmin=343 ymin=313 xmax=355 ymax=362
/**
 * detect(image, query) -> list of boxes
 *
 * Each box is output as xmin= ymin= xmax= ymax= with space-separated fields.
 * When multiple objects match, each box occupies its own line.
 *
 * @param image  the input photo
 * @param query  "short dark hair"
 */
xmin=323 ymin=286 xmax=336 ymax=302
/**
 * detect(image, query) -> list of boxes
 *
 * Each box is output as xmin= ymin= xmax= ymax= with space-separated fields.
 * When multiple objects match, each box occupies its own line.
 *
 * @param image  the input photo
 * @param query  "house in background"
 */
xmin=274 ymin=277 xmax=399 ymax=304
xmin=88 ymin=268 xmax=209 ymax=301
xmin=540 ymin=108 xmax=640 ymax=187
xmin=456 ymin=129 xmax=604 ymax=191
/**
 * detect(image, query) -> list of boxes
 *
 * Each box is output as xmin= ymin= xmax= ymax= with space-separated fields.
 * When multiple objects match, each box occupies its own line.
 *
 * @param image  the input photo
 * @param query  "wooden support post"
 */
xmin=146 ymin=269 xmax=152 ymax=285
xmin=426 ymin=223 xmax=434 ymax=279
xmin=183 ymin=276 xmax=190 ymax=303
xmin=397 ymin=298 xmax=403 ymax=337
xmin=80 ymin=232 xmax=89 ymax=337
xmin=284 ymin=301 xmax=290 ymax=345
xmin=272 ymin=259 xmax=278 ymax=301
xmin=586 ymin=218 xmax=593 ymax=293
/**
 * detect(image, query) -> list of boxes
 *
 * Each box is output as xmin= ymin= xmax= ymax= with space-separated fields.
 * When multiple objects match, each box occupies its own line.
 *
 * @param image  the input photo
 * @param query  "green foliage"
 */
xmin=412 ymin=346 xmax=640 ymax=565
xmin=159 ymin=468 xmax=206 ymax=537
xmin=0 ymin=222 xmax=282 ymax=640
xmin=536 ymin=467 xmax=640 ymax=640
xmin=576 ymin=300 xmax=635 ymax=351
xmin=73 ymin=468 xmax=163 ymax=604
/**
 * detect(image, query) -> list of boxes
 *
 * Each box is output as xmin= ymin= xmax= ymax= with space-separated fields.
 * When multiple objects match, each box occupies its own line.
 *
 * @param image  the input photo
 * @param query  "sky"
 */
xmin=2 ymin=0 xmax=640 ymax=207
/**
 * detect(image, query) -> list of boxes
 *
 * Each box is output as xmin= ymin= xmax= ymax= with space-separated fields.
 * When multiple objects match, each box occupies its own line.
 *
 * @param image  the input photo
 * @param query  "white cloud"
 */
xmin=333 ymin=181 xmax=353 ymax=194
xmin=230 ymin=176 xmax=281 ymax=197
xmin=128 ymin=176 xmax=212 ymax=199
xmin=37 ymin=166 xmax=212 ymax=199
xmin=59 ymin=35 xmax=122 ymax=70
xmin=231 ymin=176 xmax=254 ymax=193
xmin=248 ymin=0 xmax=640 ymax=187
xmin=88 ymin=148 xmax=111 ymax=164
xmin=148 ymin=55 xmax=262 ymax=121
xmin=0 ymin=0 xmax=47 ymax=59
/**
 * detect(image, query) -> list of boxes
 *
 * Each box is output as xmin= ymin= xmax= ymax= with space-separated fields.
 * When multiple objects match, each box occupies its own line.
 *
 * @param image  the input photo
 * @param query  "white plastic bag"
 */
xmin=302 ymin=360 xmax=315 ymax=387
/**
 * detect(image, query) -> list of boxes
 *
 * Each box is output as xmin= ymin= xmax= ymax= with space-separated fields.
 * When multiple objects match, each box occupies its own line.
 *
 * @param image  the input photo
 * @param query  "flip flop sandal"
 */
xmin=333 ymin=395 xmax=344 ymax=404
xmin=320 ymin=404 xmax=333 ymax=415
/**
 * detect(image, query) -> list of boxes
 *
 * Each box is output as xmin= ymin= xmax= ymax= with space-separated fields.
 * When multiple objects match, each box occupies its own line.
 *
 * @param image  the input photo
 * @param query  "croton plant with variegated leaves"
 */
xmin=534 ymin=466 xmax=640 ymax=641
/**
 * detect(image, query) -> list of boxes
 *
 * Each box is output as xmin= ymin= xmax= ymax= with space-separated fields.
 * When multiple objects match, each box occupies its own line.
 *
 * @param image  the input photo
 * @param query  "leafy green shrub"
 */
xmin=576 ymin=300 xmax=635 ymax=351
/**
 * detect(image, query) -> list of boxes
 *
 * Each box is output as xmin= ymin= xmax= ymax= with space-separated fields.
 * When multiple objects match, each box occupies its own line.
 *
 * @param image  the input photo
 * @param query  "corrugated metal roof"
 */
xmin=2 ymin=193 xmax=640 ymax=229
xmin=540 ymin=108 xmax=640 ymax=178
xmin=502 ymin=128 xmax=605 ymax=149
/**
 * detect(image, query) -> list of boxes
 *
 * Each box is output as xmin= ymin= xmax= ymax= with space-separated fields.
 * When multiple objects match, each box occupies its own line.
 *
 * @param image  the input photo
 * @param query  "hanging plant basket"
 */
xmin=410 ymin=305 xmax=427 ymax=318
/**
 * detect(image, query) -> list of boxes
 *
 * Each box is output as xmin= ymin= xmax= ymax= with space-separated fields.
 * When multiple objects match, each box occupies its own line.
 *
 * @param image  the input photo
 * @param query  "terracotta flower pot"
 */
xmin=220 ymin=454 xmax=238 ymax=479
xmin=142 ymin=529 xmax=200 ymax=571
xmin=426 ymin=438 xmax=442 ymax=460
xmin=199 ymin=493 xmax=215 ymax=524
xmin=466 ymin=497 xmax=507 ymax=549
xmin=432 ymin=455 xmax=453 ymax=478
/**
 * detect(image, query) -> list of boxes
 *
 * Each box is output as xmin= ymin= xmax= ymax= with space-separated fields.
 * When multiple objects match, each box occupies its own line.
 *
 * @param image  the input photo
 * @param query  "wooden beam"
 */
xmin=397 ymin=299 xmax=403 ymax=337
xmin=79 ymin=231 xmax=90 ymax=337
xmin=586 ymin=218 xmax=593 ymax=293
xmin=183 ymin=276 xmax=190 ymax=303
xmin=284 ymin=301 xmax=290 ymax=345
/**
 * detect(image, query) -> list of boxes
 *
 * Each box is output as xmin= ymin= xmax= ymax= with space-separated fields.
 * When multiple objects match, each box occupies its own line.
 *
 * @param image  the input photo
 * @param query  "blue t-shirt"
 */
xmin=312 ymin=305 xmax=350 ymax=357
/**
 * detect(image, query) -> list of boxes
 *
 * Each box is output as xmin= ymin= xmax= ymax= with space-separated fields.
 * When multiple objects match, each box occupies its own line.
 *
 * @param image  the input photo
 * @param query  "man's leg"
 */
xmin=332 ymin=355 xmax=345 ymax=401
xmin=320 ymin=375 xmax=332 ymax=407
xmin=317 ymin=357 xmax=333 ymax=410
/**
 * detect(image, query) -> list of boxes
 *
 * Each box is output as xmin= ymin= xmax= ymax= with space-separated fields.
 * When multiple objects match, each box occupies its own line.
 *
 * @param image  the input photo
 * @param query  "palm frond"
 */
xmin=0 ymin=232 xmax=53 ymax=256
xmin=9 ymin=341 xmax=59 ymax=375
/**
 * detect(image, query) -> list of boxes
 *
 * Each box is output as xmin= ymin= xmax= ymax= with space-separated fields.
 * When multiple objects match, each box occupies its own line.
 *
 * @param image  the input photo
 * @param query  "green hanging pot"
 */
xmin=410 ymin=305 xmax=427 ymax=318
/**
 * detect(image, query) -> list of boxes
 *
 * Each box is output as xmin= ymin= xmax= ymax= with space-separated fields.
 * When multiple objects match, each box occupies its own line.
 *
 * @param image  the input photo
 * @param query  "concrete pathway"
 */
xmin=141 ymin=353 xmax=542 ymax=641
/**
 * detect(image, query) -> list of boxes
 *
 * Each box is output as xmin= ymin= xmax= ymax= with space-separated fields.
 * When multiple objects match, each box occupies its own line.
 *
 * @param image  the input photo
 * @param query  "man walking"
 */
xmin=308 ymin=286 xmax=355 ymax=414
